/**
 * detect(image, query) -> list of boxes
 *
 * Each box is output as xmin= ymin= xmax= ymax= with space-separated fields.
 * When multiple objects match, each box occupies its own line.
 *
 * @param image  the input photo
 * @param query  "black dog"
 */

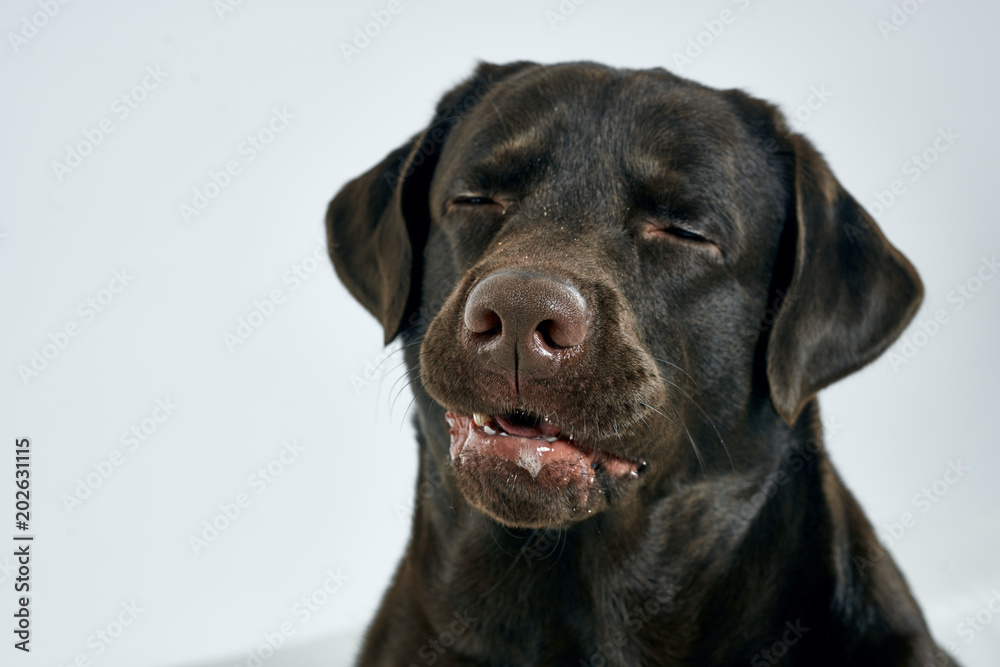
xmin=327 ymin=61 xmax=954 ymax=666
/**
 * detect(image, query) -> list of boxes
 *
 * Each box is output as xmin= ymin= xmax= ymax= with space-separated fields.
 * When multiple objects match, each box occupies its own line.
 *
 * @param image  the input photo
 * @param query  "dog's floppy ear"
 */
xmin=327 ymin=61 xmax=538 ymax=344
xmin=727 ymin=91 xmax=924 ymax=425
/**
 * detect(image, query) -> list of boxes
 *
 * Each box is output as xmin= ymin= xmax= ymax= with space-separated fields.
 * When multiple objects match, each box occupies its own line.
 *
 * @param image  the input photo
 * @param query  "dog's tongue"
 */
xmin=493 ymin=413 xmax=562 ymax=438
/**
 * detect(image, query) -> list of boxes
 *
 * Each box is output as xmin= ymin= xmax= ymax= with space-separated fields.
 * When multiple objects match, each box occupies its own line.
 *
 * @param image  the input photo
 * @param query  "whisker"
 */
xmin=637 ymin=411 xmax=654 ymax=438
xmin=389 ymin=375 xmax=419 ymax=416
xmin=665 ymin=401 xmax=707 ymax=476
xmin=422 ymin=398 xmax=446 ymax=440
xmin=639 ymin=401 xmax=677 ymax=427
xmin=377 ymin=355 xmax=414 ymax=385
xmin=398 ymin=392 xmax=421 ymax=432
xmin=391 ymin=366 xmax=431 ymax=427
xmin=640 ymin=400 xmax=705 ymax=475
xmin=661 ymin=377 xmax=734 ymax=473
xmin=381 ymin=363 xmax=419 ymax=422
xmin=387 ymin=363 xmax=421 ymax=403
xmin=368 ymin=339 xmax=420 ymax=376
xmin=651 ymin=356 xmax=697 ymax=387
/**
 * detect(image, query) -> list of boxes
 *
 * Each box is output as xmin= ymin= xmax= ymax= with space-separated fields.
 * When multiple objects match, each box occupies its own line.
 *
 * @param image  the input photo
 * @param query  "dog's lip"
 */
xmin=445 ymin=411 xmax=640 ymax=480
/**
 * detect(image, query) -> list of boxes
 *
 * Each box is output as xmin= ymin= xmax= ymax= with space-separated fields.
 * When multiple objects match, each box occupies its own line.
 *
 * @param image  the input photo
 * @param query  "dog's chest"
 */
xmin=426 ymin=535 xmax=699 ymax=666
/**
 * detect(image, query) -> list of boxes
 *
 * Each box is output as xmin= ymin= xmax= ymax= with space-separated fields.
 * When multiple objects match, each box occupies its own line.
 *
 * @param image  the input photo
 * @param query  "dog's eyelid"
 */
xmin=641 ymin=220 xmax=724 ymax=258
xmin=642 ymin=217 xmax=709 ymax=240
xmin=445 ymin=194 xmax=510 ymax=215
xmin=665 ymin=225 xmax=708 ymax=242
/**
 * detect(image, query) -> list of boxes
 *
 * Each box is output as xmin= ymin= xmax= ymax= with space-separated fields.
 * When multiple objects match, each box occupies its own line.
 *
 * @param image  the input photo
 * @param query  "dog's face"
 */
xmin=328 ymin=61 xmax=922 ymax=529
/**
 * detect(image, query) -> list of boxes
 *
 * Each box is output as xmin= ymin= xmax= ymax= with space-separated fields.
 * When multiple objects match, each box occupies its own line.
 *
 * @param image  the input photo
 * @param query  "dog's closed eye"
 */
xmin=453 ymin=195 xmax=494 ymax=205
xmin=446 ymin=195 xmax=507 ymax=215
xmin=641 ymin=220 xmax=722 ymax=258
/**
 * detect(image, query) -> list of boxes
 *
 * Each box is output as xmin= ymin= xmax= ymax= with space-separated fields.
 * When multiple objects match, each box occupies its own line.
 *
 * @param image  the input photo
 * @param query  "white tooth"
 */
xmin=473 ymin=413 xmax=485 ymax=427
xmin=483 ymin=425 xmax=496 ymax=435
xmin=500 ymin=431 xmax=509 ymax=436
xmin=545 ymin=436 xmax=558 ymax=442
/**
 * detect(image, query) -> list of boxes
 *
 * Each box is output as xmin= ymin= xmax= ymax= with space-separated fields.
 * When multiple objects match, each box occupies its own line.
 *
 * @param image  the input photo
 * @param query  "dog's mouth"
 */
xmin=446 ymin=410 xmax=641 ymax=482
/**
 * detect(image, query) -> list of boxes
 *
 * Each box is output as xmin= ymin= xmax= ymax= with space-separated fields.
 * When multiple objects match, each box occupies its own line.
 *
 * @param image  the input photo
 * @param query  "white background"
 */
xmin=1 ymin=0 xmax=998 ymax=665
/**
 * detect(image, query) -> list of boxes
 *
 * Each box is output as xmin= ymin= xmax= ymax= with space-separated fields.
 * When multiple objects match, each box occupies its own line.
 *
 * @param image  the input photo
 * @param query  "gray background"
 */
xmin=1 ymin=0 xmax=998 ymax=665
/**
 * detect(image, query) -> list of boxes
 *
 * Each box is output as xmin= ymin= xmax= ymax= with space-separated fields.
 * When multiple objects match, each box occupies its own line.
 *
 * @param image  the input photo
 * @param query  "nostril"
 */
xmin=465 ymin=306 xmax=502 ymax=337
xmin=540 ymin=310 xmax=588 ymax=349
xmin=536 ymin=320 xmax=557 ymax=349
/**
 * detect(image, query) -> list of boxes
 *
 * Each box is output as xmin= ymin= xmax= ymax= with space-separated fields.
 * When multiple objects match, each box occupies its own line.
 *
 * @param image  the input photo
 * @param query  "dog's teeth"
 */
xmin=483 ymin=425 xmax=496 ymax=435
xmin=473 ymin=412 xmax=491 ymax=427
xmin=545 ymin=436 xmax=558 ymax=442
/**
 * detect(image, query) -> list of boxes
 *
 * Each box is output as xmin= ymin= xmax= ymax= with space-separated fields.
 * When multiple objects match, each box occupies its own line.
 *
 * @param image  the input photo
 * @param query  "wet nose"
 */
xmin=463 ymin=271 xmax=589 ymax=379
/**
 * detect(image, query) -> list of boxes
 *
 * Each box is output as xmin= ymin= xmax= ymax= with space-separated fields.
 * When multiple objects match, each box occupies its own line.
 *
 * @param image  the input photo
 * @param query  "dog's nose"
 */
xmin=463 ymin=271 xmax=589 ymax=379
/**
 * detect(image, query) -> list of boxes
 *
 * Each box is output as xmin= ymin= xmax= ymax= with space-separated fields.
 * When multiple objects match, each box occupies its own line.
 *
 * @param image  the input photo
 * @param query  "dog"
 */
xmin=326 ymin=61 xmax=955 ymax=666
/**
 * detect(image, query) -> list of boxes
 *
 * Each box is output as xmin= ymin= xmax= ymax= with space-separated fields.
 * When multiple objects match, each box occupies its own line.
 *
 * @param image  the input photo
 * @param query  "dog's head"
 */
xmin=328 ymin=61 xmax=922 ymax=529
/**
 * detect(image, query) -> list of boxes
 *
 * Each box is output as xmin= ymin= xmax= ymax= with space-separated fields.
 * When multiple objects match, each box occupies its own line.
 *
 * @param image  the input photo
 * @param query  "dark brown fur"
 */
xmin=326 ymin=61 xmax=955 ymax=666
